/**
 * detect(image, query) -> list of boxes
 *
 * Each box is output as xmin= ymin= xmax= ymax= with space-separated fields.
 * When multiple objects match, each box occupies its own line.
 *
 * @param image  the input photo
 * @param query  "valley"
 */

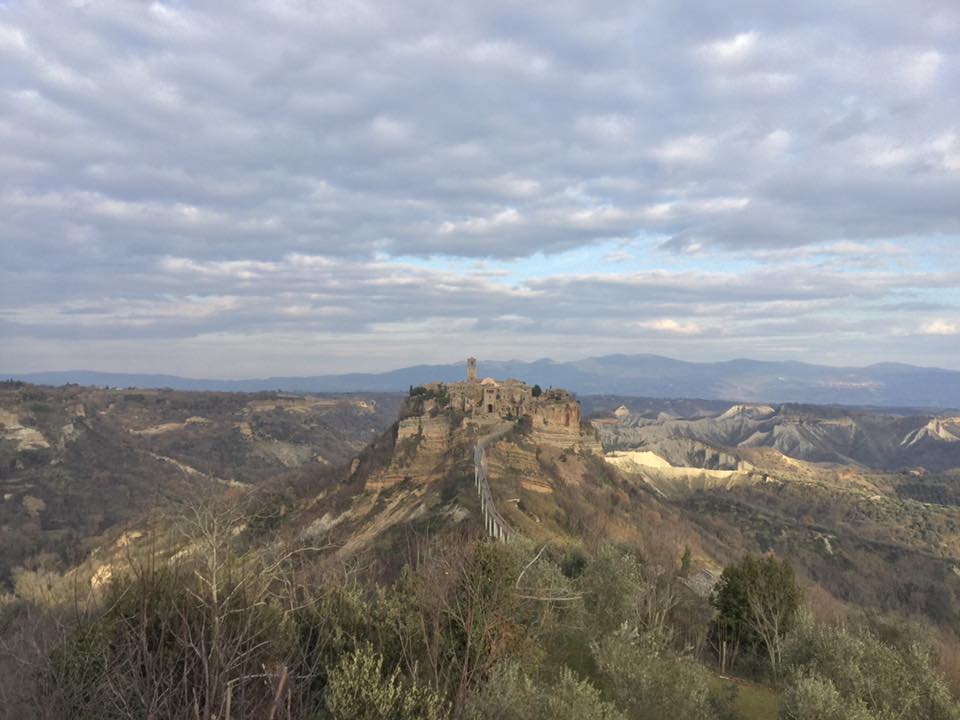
xmin=3 ymin=370 xmax=960 ymax=718
xmin=0 ymin=381 xmax=401 ymax=589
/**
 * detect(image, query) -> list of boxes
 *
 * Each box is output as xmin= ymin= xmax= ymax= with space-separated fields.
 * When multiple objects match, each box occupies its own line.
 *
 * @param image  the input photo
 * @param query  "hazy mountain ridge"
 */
xmin=8 ymin=354 xmax=960 ymax=409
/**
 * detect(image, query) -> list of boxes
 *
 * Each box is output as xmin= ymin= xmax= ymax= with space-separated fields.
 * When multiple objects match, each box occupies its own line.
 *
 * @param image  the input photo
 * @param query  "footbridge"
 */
xmin=474 ymin=424 xmax=514 ymax=541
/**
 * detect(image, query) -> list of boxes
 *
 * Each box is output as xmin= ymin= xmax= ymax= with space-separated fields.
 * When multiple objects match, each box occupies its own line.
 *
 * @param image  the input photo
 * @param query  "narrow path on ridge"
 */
xmin=474 ymin=423 xmax=514 ymax=541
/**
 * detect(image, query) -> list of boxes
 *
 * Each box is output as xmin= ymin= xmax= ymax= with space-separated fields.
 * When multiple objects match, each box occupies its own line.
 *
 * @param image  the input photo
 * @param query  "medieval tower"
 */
xmin=467 ymin=356 xmax=477 ymax=382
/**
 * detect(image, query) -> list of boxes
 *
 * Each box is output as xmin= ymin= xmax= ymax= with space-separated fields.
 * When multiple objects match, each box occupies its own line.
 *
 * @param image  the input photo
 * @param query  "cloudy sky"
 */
xmin=1 ymin=0 xmax=959 ymax=376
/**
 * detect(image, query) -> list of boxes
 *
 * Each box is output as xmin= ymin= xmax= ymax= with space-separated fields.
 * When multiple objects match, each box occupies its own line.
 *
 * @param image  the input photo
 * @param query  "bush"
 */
xmin=325 ymin=644 xmax=448 ymax=720
xmin=782 ymin=611 xmax=960 ymax=720
xmin=779 ymin=673 xmax=874 ymax=720
xmin=580 ymin=546 xmax=643 ymax=637
xmin=46 ymin=558 xmax=293 ymax=720
xmin=291 ymin=584 xmax=392 ymax=707
xmin=465 ymin=661 xmax=624 ymax=720
xmin=594 ymin=626 xmax=732 ymax=720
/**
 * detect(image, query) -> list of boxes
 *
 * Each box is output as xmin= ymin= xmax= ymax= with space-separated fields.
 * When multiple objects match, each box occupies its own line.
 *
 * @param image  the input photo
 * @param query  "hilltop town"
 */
xmin=420 ymin=357 xmax=584 ymax=430
xmin=364 ymin=358 xmax=600 ymax=490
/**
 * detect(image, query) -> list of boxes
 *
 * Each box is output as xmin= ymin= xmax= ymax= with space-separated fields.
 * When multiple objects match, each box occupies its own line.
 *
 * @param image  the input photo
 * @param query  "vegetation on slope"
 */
xmin=2 ymin=500 xmax=957 ymax=720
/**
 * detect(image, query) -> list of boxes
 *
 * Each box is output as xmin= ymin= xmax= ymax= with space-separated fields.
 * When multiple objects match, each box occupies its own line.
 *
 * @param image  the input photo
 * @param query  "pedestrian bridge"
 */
xmin=473 ymin=424 xmax=514 ymax=541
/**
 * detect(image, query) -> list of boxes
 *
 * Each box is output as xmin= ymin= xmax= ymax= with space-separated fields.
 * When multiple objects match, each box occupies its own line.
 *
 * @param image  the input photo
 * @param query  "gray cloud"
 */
xmin=0 ymin=0 xmax=958 ymax=373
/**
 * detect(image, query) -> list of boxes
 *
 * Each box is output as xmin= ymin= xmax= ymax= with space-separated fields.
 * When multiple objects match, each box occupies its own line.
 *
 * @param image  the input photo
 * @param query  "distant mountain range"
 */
xmin=6 ymin=354 xmax=960 ymax=409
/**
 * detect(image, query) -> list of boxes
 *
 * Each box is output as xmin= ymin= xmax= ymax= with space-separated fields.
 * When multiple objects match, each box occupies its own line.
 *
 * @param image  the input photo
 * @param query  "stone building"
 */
xmin=424 ymin=359 xmax=582 ymax=431
xmin=384 ymin=359 xmax=598 ymax=489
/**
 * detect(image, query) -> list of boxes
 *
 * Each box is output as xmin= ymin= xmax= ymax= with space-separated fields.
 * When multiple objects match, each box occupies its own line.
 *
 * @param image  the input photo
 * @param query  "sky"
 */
xmin=1 ymin=0 xmax=959 ymax=377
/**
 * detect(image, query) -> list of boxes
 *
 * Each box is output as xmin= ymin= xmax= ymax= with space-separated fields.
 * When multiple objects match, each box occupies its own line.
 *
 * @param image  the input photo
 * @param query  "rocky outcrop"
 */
xmin=529 ymin=391 xmax=602 ymax=453
xmin=0 ymin=409 xmax=50 ymax=451
xmin=902 ymin=417 xmax=960 ymax=447
xmin=367 ymin=415 xmax=452 ymax=489
xmin=604 ymin=450 xmax=757 ymax=499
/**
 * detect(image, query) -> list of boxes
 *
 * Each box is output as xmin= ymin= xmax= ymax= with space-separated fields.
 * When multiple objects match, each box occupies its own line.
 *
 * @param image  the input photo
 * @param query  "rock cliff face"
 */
xmin=530 ymin=395 xmax=601 ymax=453
xmin=367 ymin=415 xmax=452 ymax=489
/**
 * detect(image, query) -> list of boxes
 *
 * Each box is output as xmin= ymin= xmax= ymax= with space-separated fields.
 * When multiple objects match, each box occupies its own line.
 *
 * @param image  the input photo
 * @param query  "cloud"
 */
xmin=653 ymin=135 xmax=715 ymax=164
xmin=702 ymin=31 xmax=758 ymax=64
xmin=637 ymin=319 xmax=704 ymax=335
xmin=920 ymin=319 xmax=959 ymax=336
xmin=0 ymin=1 xmax=958 ymax=373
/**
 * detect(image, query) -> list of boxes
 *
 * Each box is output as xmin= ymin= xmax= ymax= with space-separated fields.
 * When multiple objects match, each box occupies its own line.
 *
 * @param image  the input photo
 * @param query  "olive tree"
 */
xmin=779 ymin=673 xmax=874 ymax=720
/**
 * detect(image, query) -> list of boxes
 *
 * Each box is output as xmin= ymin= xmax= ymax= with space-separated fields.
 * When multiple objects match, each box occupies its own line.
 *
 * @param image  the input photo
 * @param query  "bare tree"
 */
xmin=395 ymin=534 xmax=537 ymax=720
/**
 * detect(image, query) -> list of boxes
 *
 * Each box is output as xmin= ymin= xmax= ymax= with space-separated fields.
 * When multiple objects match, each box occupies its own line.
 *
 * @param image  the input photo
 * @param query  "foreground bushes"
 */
xmin=595 ymin=626 xmax=734 ymax=720
xmin=4 ymin=515 xmax=960 ymax=720
xmin=41 ymin=555 xmax=298 ymax=718
xmin=325 ymin=645 xmax=448 ymax=720
xmin=779 ymin=612 xmax=960 ymax=720
xmin=466 ymin=662 xmax=624 ymax=720
xmin=779 ymin=673 xmax=873 ymax=720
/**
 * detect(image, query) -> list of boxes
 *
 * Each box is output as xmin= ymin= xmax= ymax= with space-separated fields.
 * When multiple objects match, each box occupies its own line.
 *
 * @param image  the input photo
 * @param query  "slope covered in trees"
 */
xmin=2 ymin=510 xmax=956 ymax=720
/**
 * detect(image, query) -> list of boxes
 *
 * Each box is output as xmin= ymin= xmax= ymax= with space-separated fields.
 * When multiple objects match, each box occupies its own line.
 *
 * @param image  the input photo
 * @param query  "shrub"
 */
xmin=594 ymin=626 xmax=732 ymax=720
xmin=325 ymin=644 xmax=448 ymax=720
xmin=465 ymin=661 xmax=624 ymax=720
xmin=782 ymin=611 xmax=960 ymax=720
xmin=46 ymin=558 xmax=293 ymax=720
xmin=779 ymin=673 xmax=874 ymax=720
xmin=291 ymin=584 xmax=391 ymax=707
xmin=580 ymin=546 xmax=643 ymax=637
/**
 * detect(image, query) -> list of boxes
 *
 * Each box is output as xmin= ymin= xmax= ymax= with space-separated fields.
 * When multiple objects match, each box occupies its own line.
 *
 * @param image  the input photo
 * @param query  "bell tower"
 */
xmin=467 ymin=357 xmax=477 ymax=382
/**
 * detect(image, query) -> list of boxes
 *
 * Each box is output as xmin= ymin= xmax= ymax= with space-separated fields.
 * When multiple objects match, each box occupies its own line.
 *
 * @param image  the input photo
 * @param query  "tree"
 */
xmin=580 ymin=546 xmax=642 ymax=637
xmin=711 ymin=554 xmax=801 ymax=677
xmin=782 ymin=612 xmax=960 ymax=720
xmin=531 ymin=385 xmax=542 ymax=398
xmin=392 ymin=540 xmax=536 ymax=719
